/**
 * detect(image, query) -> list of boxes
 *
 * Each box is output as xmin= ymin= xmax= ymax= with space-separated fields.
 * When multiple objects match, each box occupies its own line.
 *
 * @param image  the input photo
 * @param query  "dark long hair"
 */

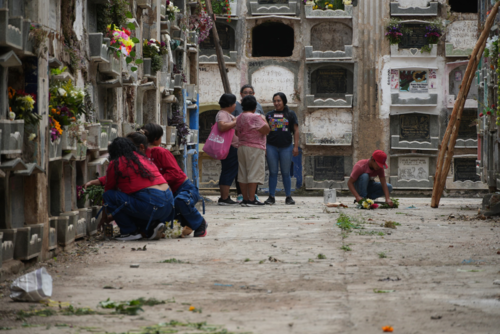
xmin=141 ymin=123 xmax=163 ymax=143
xmin=272 ymin=92 xmax=291 ymax=121
xmin=126 ymin=130 xmax=150 ymax=150
xmin=108 ymin=137 xmax=154 ymax=184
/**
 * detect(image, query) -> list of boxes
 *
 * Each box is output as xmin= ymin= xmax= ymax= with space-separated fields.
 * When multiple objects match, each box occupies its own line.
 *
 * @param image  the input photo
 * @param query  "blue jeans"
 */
xmin=354 ymin=173 xmax=393 ymax=200
xmin=174 ymin=179 xmax=204 ymax=230
xmin=103 ymin=188 xmax=175 ymax=236
xmin=266 ymin=144 xmax=293 ymax=196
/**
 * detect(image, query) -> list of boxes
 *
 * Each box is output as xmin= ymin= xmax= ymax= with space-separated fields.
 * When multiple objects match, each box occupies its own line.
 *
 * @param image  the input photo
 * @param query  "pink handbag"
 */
xmin=203 ymin=124 xmax=234 ymax=160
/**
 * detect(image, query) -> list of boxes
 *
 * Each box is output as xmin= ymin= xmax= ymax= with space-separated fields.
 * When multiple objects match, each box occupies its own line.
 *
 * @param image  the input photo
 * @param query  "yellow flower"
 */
xmin=189 ymin=306 xmax=195 ymax=311
xmin=362 ymin=202 xmax=370 ymax=209
xmin=329 ymin=4 xmax=333 ymax=8
xmin=366 ymin=199 xmax=374 ymax=205
xmin=313 ymin=5 xmax=318 ymax=9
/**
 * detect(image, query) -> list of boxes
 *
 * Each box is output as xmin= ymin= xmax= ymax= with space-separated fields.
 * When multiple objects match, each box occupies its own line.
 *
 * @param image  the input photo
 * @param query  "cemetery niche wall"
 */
xmin=445 ymin=20 xmax=477 ymax=57
xmin=389 ymin=155 xmax=436 ymax=189
xmin=306 ymin=63 xmax=354 ymax=108
xmin=447 ymin=62 xmax=478 ymax=109
xmin=390 ymin=113 xmax=439 ymax=150
xmin=252 ymin=22 xmax=294 ymax=57
xmin=390 ymin=0 xmax=439 ymax=16
xmin=446 ymin=156 xmax=487 ymax=190
xmin=455 ymin=109 xmax=478 ymax=148
xmin=304 ymin=155 xmax=353 ymax=189
xmin=390 ymin=22 xmax=438 ymax=57
xmin=249 ymin=63 xmax=297 ymax=105
xmin=199 ymin=21 xmax=237 ymax=64
xmin=250 ymin=0 xmax=298 ymax=16
xmin=305 ymin=22 xmax=353 ymax=60
xmin=304 ymin=110 xmax=353 ymax=146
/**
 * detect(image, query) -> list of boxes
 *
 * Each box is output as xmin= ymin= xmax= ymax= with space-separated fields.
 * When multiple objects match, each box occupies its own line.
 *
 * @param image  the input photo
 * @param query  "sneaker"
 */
xmin=246 ymin=199 xmax=265 ymax=207
xmin=285 ymin=196 xmax=295 ymax=205
xmin=240 ymin=200 xmax=249 ymax=207
xmin=149 ymin=223 xmax=166 ymax=240
xmin=115 ymin=233 xmax=142 ymax=241
xmin=194 ymin=220 xmax=207 ymax=237
xmin=255 ymin=194 xmax=260 ymax=202
xmin=264 ymin=196 xmax=275 ymax=205
xmin=218 ymin=196 xmax=239 ymax=206
xmin=236 ymin=194 xmax=243 ymax=203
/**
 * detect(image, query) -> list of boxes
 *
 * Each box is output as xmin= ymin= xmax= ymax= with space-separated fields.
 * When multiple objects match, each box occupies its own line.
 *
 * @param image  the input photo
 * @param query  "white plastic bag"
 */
xmin=10 ymin=267 xmax=53 ymax=301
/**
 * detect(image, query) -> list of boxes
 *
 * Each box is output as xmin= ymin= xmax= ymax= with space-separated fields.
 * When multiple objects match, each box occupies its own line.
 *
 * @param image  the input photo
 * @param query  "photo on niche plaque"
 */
xmin=313 ymin=156 xmax=345 ymax=181
xmin=399 ymin=114 xmax=430 ymax=142
xmin=454 ymin=158 xmax=480 ymax=182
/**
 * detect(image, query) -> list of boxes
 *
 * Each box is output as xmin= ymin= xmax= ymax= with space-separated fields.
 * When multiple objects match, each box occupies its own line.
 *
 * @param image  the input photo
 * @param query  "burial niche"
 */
xmin=449 ymin=0 xmax=477 ymax=13
xmin=199 ymin=110 xmax=219 ymax=143
xmin=454 ymin=158 xmax=480 ymax=182
xmin=200 ymin=22 xmax=235 ymax=56
xmin=311 ymin=65 xmax=353 ymax=100
xmin=252 ymin=22 xmax=294 ymax=57
xmin=311 ymin=22 xmax=352 ymax=52
xmin=313 ymin=156 xmax=345 ymax=181
xmin=450 ymin=65 xmax=478 ymax=101
xmin=399 ymin=114 xmax=430 ymax=142
xmin=399 ymin=24 xmax=427 ymax=49
xmin=457 ymin=110 xmax=477 ymax=140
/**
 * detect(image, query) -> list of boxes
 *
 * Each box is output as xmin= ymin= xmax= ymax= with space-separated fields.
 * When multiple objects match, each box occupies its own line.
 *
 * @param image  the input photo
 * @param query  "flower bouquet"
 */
xmin=424 ymin=24 xmax=442 ymax=45
xmin=143 ymin=38 xmax=168 ymax=73
xmin=106 ymin=23 xmax=142 ymax=71
xmin=356 ymin=198 xmax=379 ymax=210
xmin=8 ymin=87 xmax=42 ymax=125
xmin=485 ymin=36 xmax=499 ymax=58
xmin=190 ymin=10 xmax=213 ymax=42
xmin=49 ymin=80 xmax=86 ymax=142
xmin=385 ymin=19 xmax=403 ymax=45
xmin=166 ymin=0 xmax=180 ymax=22
xmin=312 ymin=0 xmax=345 ymax=10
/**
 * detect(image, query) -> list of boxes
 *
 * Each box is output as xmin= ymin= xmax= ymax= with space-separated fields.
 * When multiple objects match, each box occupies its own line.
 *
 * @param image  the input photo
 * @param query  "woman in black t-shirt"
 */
xmin=263 ymin=92 xmax=300 ymax=205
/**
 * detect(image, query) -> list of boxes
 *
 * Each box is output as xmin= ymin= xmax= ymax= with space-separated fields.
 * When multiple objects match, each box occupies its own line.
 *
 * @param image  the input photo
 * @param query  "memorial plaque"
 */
xmin=398 ymin=157 xmax=429 ymax=181
xmin=314 ymin=68 xmax=347 ymax=94
xmin=311 ymin=22 xmax=352 ymax=52
xmin=49 ymin=0 xmax=58 ymax=31
xmin=399 ymin=114 xmax=430 ymax=141
xmin=201 ymin=159 xmax=222 ymax=183
xmin=199 ymin=110 xmax=219 ymax=143
xmin=399 ymin=70 xmax=427 ymax=93
xmin=313 ymin=156 xmax=344 ymax=181
xmin=200 ymin=23 xmax=231 ymax=50
xmin=458 ymin=110 xmax=477 ymax=140
xmin=87 ymin=2 xmax=98 ymax=33
xmin=399 ymin=24 xmax=427 ymax=49
xmin=454 ymin=158 xmax=480 ymax=182
xmin=258 ymin=0 xmax=288 ymax=4
xmin=446 ymin=21 xmax=477 ymax=51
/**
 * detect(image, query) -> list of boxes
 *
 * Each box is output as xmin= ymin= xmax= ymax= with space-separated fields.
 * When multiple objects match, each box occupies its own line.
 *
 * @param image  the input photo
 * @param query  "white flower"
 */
xmin=9 ymin=111 xmax=15 ymax=120
xmin=150 ymin=39 xmax=157 ymax=43
xmin=58 ymin=88 xmax=67 ymax=97
xmin=362 ymin=201 xmax=370 ymax=209
xmin=70 ymin=91 xmax=78 ymax=97
xmin=28 ymin=133 xmax=36 ymax=141
xmin=343 ymin=0 xmax=352 ymax=5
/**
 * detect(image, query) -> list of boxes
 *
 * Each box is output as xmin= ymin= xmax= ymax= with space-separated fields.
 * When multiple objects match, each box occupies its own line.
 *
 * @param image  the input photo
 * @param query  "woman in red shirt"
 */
xmin=127 ymin=125 xmax=207 ymax=237
xmin=84 ymin=137 xmax=174 ymax=241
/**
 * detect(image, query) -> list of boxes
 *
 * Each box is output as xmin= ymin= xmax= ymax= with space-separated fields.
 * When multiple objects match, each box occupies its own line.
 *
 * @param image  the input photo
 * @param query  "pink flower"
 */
xmin=370 ymin=203 xmax=379 ymax=209
xmin=479 ymin=113 xmax=484 ymax=117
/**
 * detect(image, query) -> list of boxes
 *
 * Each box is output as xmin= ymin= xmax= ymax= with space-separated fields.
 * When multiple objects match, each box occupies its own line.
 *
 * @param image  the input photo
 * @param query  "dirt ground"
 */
xmin=1 ymin=196 xmax=500 ymax=334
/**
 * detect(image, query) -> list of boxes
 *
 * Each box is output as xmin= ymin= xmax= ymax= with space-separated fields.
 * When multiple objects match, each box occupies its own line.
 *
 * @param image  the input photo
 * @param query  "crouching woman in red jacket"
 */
xmin=85 ymin=137 xmax=174 ymax=241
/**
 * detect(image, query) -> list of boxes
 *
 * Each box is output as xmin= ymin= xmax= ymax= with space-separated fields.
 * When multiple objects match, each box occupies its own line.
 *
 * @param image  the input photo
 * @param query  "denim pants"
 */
xmin=103 ymin=188 xmax=175 ymax=235
xmin=173 ymin=179 xmax=204 ymax=230
xmin=354 ymin=173 xmax=393 ymax=200
xmin=266 ymin=143 xmax=293 ymax=196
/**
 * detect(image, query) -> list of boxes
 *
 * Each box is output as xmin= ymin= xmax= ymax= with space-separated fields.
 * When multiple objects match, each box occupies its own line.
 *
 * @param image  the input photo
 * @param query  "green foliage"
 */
xmin=317 ymin=253 xmax=326 ymax=259
xmin=161 ymin=258 xmax=184 ymax=263
xmin=421 ymin=44 xmax=433 ymax=53
xmin=83 ymin=185 xmax=104 ymax=206
xmin=313 ymin=0 xmax=344 ymax=10
xmin=151 ymin=55 xmax=163 ymax=73
xmin=50 ymin=67 xmax=68 ymax=76
xmin=380 ymin=198 xmax=400 ymax=209
xmin=97 ymin=0 xmax=130 ymax=33
xmin=378 ymin=252 xmax=387 ymax=258
xmin=17 ymin=308 xmax=56 ymax=320
xmin=62 ymin=305 xmax=97 ymax=316
xmin=336 ymin=213 xmax=363 ymax=231
xmin=340 ymin=244 xmax=352 ymax=251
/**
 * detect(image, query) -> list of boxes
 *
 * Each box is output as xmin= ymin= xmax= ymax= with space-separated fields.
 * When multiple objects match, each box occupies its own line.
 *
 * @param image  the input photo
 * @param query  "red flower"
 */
xmin=480 ymin=113 xmax=484 ymax=117
xmin=123 ymin=28 xmax=131 ymax=36
xmin=487 ymin=111 xmax=492 ymax=116
xmin=370 ymin=203 xmax=379 ymax=209
xmin=493 ymin=105 xmax=496 ymax=108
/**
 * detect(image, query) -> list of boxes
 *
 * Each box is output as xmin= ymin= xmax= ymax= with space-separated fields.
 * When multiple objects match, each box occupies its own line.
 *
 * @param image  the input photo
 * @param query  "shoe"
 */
xmin=246 ymin=199 xmax=265 ymax=207
xmin=115 ymin=233 xmax=142 ymax=241
xmin=194 ymin=220 xmax=207 ymax=237
xmin=285 ymin=196 xmax=295 ymax=205
xmin=149 ymin=223 xmax=166 ymax=240
xmin=236 ymin=194 xmax=243 ymax=203
xmin=218 ymin=196 xmax=239 ymax=206
xmin=255 ymin=194 xmax=260 ymax=202
xmin=240 ymin=200 xmax=249 ymax=207
xmin=264 ymin=196 xmax=275 ymax=205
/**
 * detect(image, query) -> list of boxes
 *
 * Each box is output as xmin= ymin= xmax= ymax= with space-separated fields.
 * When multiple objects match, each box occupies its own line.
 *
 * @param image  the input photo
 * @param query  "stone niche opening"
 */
xmin=252 ymin=22 xmax=294 ymax=57
xmin=310 ymin=65 xmax=353 ymax=100
xmin=390 ymin=113 xmax=439 ymax=150
xmin=449 ymin=0 xmax=477 ymax=13
xmin=304 ymin=155 xmax=353 ymax=189
xmin=199 ymin=110 xmax=219 ymax=144
xmin=448 ymin=64 xmax=478 ymax=108
xmin=200 ymin=22 xmax=235 ymax=57
xmin=311 ymin=22 xmax=352 ymax=52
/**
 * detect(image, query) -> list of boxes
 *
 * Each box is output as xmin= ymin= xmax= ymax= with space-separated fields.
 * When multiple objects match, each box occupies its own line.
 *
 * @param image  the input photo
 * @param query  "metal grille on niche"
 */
xmin=198 ymin=110 xmax=219 ymax=143
xmin=313 ymin=156 xmax=345 ymax=181
xmin=399 ymin=114 xmax=430 ymax=142
xmin=399 ymin=24 xmax=427 ymax=49
xmin=454 ymin=158 xmax=480 ymax=182
xmin=457 ymin=110 xmax=477 ymax=140
xmin=200 ymin=24 xmax=231 ymax=51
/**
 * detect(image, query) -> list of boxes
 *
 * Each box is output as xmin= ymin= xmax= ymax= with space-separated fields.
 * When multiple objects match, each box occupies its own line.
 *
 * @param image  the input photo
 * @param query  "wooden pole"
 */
xmin=431 ymin=2 xmax=500 ymax=208
xmin=203 ymin=0 xmax=232 ymax=94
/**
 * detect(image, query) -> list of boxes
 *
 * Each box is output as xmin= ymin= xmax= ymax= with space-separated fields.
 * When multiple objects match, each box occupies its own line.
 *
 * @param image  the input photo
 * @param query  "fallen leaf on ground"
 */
xmin=382 ymin=326 xmax=393 ymax=332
